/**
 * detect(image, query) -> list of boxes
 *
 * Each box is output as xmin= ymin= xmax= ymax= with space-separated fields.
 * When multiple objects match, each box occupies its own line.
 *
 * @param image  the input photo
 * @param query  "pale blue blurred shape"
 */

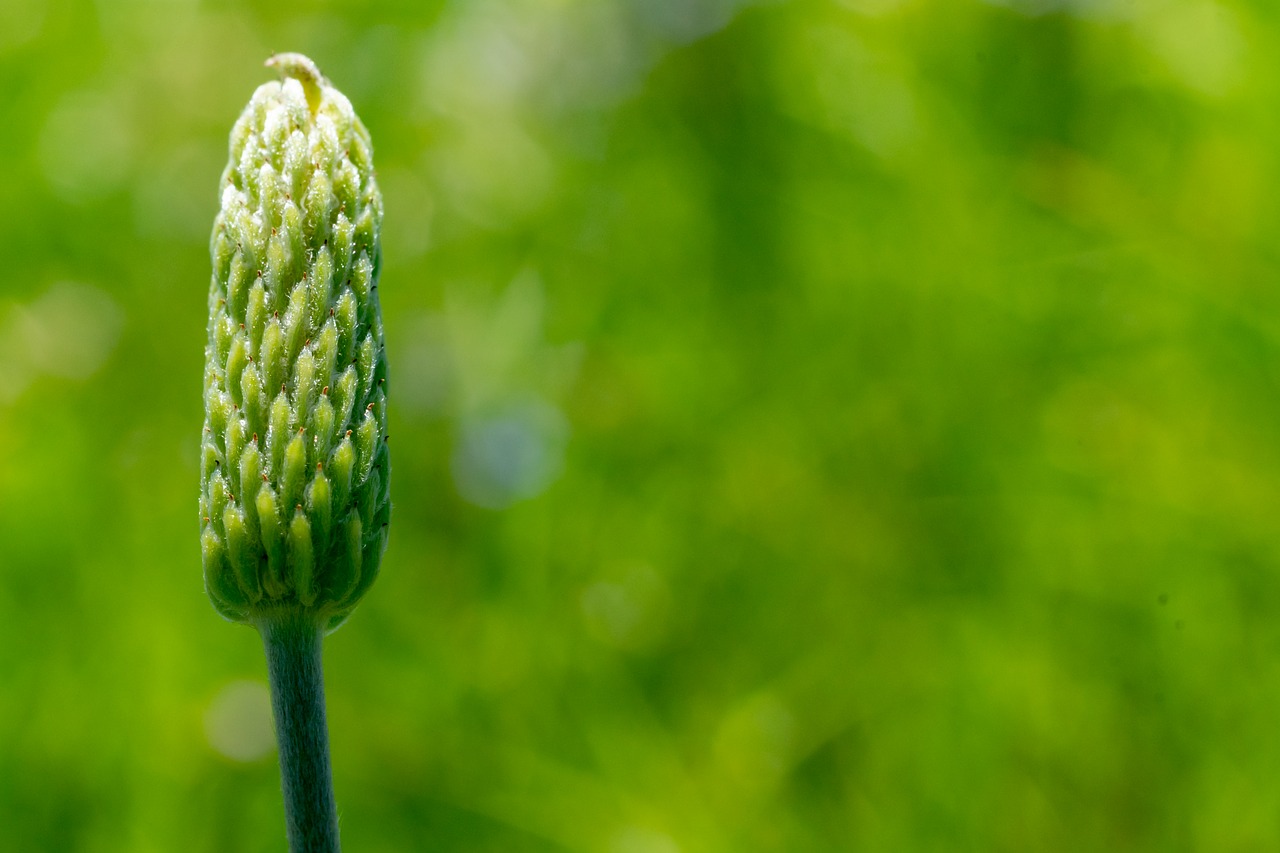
xmin=632 ymin=0 xmax=745 ymax=44
xmin=452 ymin=396 xmax=569 ymax=509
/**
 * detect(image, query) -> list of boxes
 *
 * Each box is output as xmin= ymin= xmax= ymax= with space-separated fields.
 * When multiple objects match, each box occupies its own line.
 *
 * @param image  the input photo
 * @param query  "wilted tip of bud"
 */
xmin=265 ymin=52 xmax=326 ymax=115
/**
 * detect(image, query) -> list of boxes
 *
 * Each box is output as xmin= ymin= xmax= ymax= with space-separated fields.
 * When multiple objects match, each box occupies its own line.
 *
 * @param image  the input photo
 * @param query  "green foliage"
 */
xmin=0 ymin=0 xmax=1277 ymax=851
xmin=201 ymin=56 xmax=389 ymax=629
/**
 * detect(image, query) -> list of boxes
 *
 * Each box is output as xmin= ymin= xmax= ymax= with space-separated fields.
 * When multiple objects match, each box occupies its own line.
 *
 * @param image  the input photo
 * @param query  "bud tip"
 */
xmin=265 ymin=52 xmax=326 ymax=115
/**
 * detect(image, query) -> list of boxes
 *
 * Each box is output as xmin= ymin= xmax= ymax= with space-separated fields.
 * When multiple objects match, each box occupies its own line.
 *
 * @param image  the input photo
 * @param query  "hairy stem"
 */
xmin=260 ymin=613 xmax=340 ymax=853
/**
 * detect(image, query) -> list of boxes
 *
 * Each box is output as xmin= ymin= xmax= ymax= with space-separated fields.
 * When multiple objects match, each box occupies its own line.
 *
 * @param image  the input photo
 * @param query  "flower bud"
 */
xmin=201 ymin=54 xmax=389 ymax=630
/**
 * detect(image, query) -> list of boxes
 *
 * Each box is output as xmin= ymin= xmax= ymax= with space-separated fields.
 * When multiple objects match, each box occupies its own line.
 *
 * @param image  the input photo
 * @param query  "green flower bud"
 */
xmin=201 ymin=54 xmax=389 ymax=630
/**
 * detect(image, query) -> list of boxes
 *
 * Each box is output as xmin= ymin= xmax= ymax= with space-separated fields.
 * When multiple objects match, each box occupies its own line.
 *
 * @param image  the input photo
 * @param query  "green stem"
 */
xmin=260 ymin=613 xmax=341 ymax=853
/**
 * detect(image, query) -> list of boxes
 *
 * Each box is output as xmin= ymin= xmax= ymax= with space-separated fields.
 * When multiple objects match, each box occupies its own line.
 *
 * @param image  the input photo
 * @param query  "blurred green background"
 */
xmin=0 ymin=0 xmax=1275 ymax=849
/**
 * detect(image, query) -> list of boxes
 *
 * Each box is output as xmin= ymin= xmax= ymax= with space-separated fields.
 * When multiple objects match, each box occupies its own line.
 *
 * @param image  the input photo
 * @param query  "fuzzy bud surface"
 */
xmin=200 ymin=54 xmax=389 ymax=630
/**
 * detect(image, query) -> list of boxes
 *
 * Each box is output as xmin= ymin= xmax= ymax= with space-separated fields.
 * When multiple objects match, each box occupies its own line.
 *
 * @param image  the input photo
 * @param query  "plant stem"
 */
xmin=260 ymin=612 xmax=340 ymax=853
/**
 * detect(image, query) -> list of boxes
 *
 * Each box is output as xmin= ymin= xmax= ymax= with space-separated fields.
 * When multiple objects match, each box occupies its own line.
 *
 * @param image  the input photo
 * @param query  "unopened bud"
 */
xmin=200 ymin=54 xmax=389 ymax=630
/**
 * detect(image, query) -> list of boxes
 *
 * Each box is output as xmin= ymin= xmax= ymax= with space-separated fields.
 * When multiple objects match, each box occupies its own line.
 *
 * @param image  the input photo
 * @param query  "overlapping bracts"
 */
xmin=200 ymin=56 xmax=388 ymax=629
